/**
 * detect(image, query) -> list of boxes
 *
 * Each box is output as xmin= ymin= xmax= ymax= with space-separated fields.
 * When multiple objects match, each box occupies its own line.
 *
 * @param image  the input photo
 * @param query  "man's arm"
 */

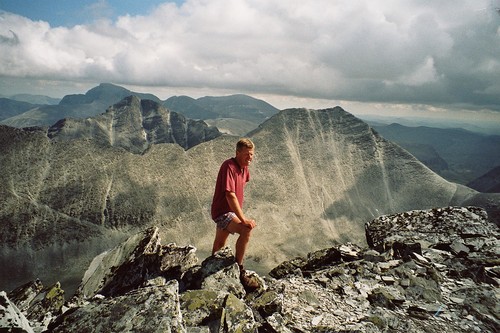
xmin=225 ymin=191 xmax=256 ymax=229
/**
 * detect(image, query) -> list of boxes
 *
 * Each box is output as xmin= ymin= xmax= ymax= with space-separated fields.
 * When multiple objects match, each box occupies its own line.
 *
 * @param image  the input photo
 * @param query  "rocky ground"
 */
xmin=1 ymin=206 xmax=499 ymax=332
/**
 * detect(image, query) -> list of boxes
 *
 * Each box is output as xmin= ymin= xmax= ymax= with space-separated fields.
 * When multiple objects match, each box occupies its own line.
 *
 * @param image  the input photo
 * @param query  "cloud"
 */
xmin=0 ymin=0 xmax=499 ymax=111
xmin=0 ymin=30 xmax=19 ymax=45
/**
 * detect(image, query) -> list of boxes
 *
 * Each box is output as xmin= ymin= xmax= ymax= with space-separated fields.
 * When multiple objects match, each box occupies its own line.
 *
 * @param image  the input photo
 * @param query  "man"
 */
xmin=211 ymin=138 xmax=257 ymax=286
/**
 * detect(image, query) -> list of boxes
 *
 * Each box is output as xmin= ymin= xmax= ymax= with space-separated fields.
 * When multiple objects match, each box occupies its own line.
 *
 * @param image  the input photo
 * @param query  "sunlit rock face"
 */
xmin=3 ymin=206 xmax=498 ymax=333
xmin=1 ymin=104 xmax=493 ymax=294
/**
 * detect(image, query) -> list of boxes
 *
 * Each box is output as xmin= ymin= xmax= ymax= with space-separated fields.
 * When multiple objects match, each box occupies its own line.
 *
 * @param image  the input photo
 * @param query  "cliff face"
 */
xmin=0 ymin=104 xmax=491 ymax=294
xmin=2 ymin=206 xmax=498 ymax=333
xmin=47 ymin=96 xmax=222 ymax=153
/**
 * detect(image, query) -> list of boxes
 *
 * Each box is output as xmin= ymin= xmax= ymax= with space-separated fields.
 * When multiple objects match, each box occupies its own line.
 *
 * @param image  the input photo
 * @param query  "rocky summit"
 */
xmin=1 ymin=206 xmax=498 ymax=333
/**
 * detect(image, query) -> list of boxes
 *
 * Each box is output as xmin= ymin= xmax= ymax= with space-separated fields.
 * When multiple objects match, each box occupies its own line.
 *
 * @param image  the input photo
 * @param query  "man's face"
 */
xmin=236 ymin=147 xmax=255 ymax=167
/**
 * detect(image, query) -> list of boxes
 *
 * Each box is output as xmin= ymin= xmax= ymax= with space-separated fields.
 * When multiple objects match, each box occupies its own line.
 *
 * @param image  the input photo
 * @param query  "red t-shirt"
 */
xmin=211 ymin=158 xmax=250 ymax=219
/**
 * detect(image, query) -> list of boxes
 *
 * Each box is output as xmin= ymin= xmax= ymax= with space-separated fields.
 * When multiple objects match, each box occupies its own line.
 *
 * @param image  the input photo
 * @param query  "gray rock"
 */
xmin=48 ymin=95 xmax=222 ymax=153
xmin=221 ymin=293 xmax=257 ymax=333
xmin=76 ymin=226 xmax=163 ymax=299
xmin=48 ymin=281 xmax=185 ymax=333
xmin=25 ymin=281 xmax=65 ymax=332
xmin=76 ymin=226 xmax=198 ymax=299
xmin=0 ymin=291 xmax=34 ymax=333
xmin=180 ymin=289 xmax=227 ymax=328
xmin=7 ymin=279 xmax=43 ymax=312
xmin=197 ymin=247 xmax=246 ymax=298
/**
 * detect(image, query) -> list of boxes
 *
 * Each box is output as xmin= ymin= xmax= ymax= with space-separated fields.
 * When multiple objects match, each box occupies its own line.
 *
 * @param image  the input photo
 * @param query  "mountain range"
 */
xmin=2 ymin=83 xmax=499 ymax=189
xmin=0 ymin=83 xmax=278 ymax=134
xmin=372 ymin=123 xmax=500 ymax=185
xmin=1 ymin=91 xmax=498 ymax=296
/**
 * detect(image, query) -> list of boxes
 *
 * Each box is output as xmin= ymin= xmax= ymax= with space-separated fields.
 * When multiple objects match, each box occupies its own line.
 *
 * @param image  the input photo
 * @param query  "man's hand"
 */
xmin=243 ymin=219 xmax=256 ymax=229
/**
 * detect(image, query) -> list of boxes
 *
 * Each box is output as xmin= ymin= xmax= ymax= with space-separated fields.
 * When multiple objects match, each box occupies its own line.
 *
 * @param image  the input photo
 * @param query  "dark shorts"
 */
xmin=213 ymin=212 xmax=236 ymax=231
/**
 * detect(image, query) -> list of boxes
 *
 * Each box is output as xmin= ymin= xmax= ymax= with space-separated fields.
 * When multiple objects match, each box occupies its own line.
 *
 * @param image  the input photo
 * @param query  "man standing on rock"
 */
xmin=211 ymin=138 xmax=257 ymax=287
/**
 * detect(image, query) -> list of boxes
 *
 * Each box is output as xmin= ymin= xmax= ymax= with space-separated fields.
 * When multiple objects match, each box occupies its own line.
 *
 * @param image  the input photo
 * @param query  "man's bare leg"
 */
xmin=225 ymin=218 xmax=252 ymax=266
xmin=212 ymin=227 xmax=230 ymax=255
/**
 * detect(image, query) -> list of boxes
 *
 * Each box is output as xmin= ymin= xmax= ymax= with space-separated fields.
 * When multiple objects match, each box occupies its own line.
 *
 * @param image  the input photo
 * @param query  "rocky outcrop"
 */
xmin=2 ymin=206 xmax=498 ymax=332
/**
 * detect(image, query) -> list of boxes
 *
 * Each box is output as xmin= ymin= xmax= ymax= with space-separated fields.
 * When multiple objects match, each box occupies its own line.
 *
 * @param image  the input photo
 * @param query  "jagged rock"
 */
xmin=76 ymin=226 xmax=162 ymax=298
xmin=255 ymin=206 xmax=499 ymax=332
xmin=5 ymin=280 xmax=65 ymax=333
xmin=303 ymin=247 xmax=342 ymax=272
xmin=7 ymin=279 xmax=43 ymax=312
xmin=263 ymin=312 xmax=293 ymax=333
xmin=48 ymin=95 xmax=222 ymax=153
xmin=268 ymin=257 xmax=306 ymax=279
xmin=365 ymin=206 xmax=494 ymax=252
xmin=47 ymin=281 xmax=184 ymax=333
xmin=76 ymin=226 xmax=198 ymax=299
xmin=391 ymin=241 xmax=422 ymax=261
xmin=199 ymin=248 xmax=246 ymax=298
xmin=368 ymin=287 xmax=405 ymax=309
xmin=251 ymin=290 xmax=283 ymax=317
xmin=0 ymin=291 xmax=34 ymax=333
xmin=25 ymin=281 xmax=65 ymax=331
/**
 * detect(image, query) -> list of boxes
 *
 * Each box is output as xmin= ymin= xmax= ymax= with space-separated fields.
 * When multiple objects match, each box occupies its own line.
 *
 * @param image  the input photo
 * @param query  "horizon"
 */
xmin=2 ymin=81 xmax=500 ymax=134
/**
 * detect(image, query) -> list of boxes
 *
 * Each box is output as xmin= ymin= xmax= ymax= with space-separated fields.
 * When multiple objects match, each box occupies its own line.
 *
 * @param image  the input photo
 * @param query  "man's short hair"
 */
xmin=236 ymin=138 xmax=254 ymax=151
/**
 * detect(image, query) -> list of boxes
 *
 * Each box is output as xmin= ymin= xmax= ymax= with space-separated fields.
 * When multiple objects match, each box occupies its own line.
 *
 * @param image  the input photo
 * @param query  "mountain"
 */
xmin=59 ymin=83 xmax=161 ymax=106
xmin=163 ymin=95 xmax=219 ymax=119
xmin=9 ymin=94 xmax=60 ymax=105
xmin=165 ymin=94 xmax=280 ymax=135
xmin=2 ymin=84 xmax=278 ymax=136
xmin=372 ymin=123 xmax=500 ymax=184
xmin=0 ymin=106 xmax=495 ymax=296
xmin=0 ymin=83 xmax=162 ymax=128
xmin=362 ymin=113 xmax=500 ymax=135
xmin=196 ymin=94 xmax=279 ymax=122
xmin=467 ymin=166 xmax=500 ymax=193
xmin=48 ymin=96 xmax=222 ymax=153
xmin=0 ymin=98 xmax=39 ymax=122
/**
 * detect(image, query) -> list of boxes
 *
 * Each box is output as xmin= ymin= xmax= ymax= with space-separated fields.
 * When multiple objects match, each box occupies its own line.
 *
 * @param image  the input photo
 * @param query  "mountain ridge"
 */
xmin=1 ymin=83 xmax=279 ymax=135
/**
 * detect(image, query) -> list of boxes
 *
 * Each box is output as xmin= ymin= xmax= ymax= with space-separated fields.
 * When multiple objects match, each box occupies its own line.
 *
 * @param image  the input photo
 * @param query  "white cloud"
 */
xmin=0 ymin=0 xmax=499 ymax=112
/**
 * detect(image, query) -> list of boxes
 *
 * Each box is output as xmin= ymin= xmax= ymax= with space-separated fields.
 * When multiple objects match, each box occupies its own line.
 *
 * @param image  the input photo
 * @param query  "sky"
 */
xmin=0 ymin=0 xmax=499 ymax=128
